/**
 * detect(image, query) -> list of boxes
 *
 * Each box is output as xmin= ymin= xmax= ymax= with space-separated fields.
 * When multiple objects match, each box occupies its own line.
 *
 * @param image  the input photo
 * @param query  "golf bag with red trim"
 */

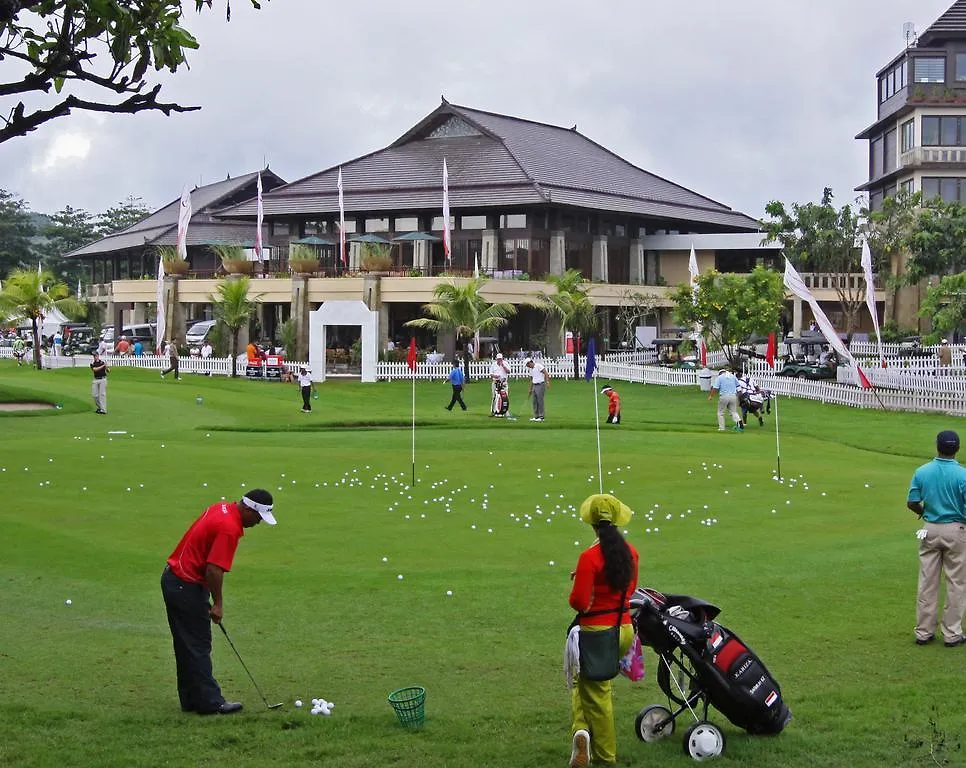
xmin=492 ymin=380 xmax=509 ymax=416
xmin=631 ymin=587 xmax=792 ymax=736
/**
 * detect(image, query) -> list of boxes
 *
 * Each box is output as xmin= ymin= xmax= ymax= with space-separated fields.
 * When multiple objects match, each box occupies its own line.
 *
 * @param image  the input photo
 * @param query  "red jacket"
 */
xmin=569 ymin=541 xmax=638 ymax=626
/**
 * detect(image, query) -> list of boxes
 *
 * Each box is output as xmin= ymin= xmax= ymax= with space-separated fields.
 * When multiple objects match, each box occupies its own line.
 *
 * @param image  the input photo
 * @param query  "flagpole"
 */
xmin=774 ymin=392 xmax=782 ymax=481
xmin=411 ymin=368 xmax=416 ymax=487
xmin=593 ymin=370 xmax=603 ymax=495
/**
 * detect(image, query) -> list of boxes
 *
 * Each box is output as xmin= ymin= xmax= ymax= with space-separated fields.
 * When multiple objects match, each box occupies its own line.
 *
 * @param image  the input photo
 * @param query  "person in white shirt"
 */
xmin=297 ymin=366 xmax=316 ymax=412
xmin=525 ymin=357 xmax=550 ymax=422
xmin=200 ymin=342 xmax=213 ymax=359
xmin=490 ymin=353 xmax=511 ymax=416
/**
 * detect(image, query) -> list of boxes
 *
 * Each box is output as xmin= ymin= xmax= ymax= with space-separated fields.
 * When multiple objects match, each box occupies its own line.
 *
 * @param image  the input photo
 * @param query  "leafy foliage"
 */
xmin=529 ymin=269 xmax=598 ymax=379
xmin=0 ymin=188 xmax=36 ymax=276
xmin=0 ymin=1 xmax=266 ymax=143
xmin=920 ymin=272 xmax=966 ymax=341
xmin=0 ymin=267 xmax=82 ymax=367
xmin=762 ymin=187 xmax=868 ymax=337
xmin=903 ymin=198 xmax=966 ymax=284
xmin=671 ymin=268 xmax=785 ymax=366
xmin=210 ymin=276 xmax=259 ymax=377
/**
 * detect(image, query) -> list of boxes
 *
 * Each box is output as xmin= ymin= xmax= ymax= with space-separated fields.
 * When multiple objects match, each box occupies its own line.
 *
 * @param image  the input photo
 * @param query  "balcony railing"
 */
xmin=900 ymin=146 xmax=966 ymax=169
xmin=799 ymin=272 xmax=884 ymax=291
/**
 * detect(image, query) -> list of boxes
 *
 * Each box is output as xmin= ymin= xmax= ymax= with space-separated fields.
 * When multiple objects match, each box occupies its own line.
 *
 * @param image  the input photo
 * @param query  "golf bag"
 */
xmin=632 ymin=587 xmax=791 ymax=736
xmin=739 ymin=389 xmax=772 ymax=426
xmin=492 ymin=380 xmax=509 ymax=416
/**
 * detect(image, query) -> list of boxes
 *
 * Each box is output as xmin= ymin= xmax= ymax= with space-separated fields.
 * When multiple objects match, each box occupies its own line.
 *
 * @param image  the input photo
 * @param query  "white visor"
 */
xmin=242 ymin=496 xmax=277 ymax=525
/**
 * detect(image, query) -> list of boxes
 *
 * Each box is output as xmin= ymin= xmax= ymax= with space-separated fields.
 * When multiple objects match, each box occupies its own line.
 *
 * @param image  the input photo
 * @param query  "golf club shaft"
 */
xmin=218 ymin=621 xmax=274 ymax=707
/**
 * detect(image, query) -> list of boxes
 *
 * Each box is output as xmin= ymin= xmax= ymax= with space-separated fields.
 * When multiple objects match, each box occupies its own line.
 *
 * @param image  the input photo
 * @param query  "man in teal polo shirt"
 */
xmin=907 ymin=430 xmax=966 ymax=647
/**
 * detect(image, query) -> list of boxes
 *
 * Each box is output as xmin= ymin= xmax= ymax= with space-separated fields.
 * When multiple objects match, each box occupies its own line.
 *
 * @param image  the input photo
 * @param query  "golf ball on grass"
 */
xmin=295 ymin=700 xmax=302 ymax=708
xmin=65 ymin=599 xmax=72 ymax=606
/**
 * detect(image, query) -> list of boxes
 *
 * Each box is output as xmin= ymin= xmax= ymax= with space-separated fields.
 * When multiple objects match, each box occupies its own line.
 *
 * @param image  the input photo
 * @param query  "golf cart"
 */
xmin=651 ymin=338 xmax=699 ymax=370
xmin=776 ymin=334 xmax=838 ymax=380
xmin=63 ymin=326 xmax=98 ymax=356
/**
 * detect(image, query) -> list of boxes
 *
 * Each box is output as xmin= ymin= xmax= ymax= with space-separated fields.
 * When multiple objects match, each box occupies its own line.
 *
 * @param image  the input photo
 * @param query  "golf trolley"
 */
xmin=630 ymin=588 xmax=791 ymax=762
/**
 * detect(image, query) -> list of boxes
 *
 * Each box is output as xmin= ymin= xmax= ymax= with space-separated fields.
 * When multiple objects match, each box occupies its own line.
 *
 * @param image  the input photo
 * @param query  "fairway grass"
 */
xmin=1 ymin=362 xmax=964 ymax=768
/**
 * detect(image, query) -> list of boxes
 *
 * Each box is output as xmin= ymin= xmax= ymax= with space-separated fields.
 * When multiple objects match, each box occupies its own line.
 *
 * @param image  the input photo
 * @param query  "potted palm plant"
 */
xmin=156 ymin=245 xmax=189 ymax=276
xmin=210 ymin=243 xmax=254 ymax=275
xmin=360 ymin=243 xmax=394 ymax=274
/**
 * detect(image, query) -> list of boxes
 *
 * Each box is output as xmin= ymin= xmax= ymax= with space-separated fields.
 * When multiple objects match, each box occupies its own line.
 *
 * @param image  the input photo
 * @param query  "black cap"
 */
xmin=937 ymin=430 xmax=960 ymax=455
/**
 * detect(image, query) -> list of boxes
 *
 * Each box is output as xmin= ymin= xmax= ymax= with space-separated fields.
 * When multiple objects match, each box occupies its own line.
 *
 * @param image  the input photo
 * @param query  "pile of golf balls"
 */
xmin=309 ymin=697 xmax=334 ymax=716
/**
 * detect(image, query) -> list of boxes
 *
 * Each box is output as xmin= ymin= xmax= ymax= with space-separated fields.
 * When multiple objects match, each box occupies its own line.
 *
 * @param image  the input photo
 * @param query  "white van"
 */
xmin=186 ymin=320 xmax=217 ymax=345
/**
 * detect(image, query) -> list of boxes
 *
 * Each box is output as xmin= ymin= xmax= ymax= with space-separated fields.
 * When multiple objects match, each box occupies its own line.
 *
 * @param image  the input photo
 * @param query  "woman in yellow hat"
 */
xmin=567 ymin=494 xmax=639 ymax=767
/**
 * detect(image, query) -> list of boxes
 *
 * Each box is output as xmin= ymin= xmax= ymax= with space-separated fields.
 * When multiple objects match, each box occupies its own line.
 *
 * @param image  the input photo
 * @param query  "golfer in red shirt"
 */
xmin=161 ymin=489 xmax=276 ymax=715
xmin=600 ymin=385 xmax=621 ymax=425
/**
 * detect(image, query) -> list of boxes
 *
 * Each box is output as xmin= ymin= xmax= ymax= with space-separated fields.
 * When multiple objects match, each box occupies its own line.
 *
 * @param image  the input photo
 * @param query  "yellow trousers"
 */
xmin=571 ymin=623 xmax=635 ymax=765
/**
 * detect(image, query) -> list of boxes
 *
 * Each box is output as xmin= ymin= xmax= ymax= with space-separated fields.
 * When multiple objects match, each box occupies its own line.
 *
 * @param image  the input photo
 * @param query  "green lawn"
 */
xmin=0 ymin=362 xmax=962 ymax=768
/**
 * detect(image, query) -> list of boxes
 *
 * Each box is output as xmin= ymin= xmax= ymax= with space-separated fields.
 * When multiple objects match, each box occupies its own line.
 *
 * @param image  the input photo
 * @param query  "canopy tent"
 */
xmin=16 ymin=305 xmax=71 ymax=338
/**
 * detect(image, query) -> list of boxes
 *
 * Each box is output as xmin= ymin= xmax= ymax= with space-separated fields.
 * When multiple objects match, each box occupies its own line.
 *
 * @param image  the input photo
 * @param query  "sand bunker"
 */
xmin=0 ymin=402 xmax=56 ymax=412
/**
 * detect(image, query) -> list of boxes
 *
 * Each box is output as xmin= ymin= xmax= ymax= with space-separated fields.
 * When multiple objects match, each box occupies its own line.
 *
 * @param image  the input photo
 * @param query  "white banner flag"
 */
xmin=176 ymin=186 xmax=192 ymax=262
xmin=861 ymin=239 xmax=885 ymax=368
xmin=442 ymin=159 xmax=452 ymax=263
xmin=255 ymin=172 xmax=264 ymax=262
xmin=688 ymin=243 xmax=699 ymax=291
xmin=784 ymin=258 xmax=870 ymax=388
xmin=155 ymin=255 xmax=166 ymax=355
xmin=337 ymin=168 xmax=346 ymax=268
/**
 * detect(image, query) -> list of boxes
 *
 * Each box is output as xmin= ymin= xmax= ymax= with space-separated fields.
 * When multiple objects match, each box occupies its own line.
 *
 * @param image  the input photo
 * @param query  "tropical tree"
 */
xmin=671 ymin=268 xmax=785 ymax=367
xmin=40 ymin=205 xmax=98 ymax=284
xmin=861 ymin=190 xmax=921 ymax=324
xmin=0 ymin=268 xmax=83 ymax=368
xmin=902 ymin=197 xmax=966 ymax=284
xmin=405 ymin=276 xmax=516 ymax=379
xmin=0 ymin=189 xmax=36 ymax=276
xmin=95 ymin=196 xmax=151 ymax=238
xmin=762 ymin=187 xmax=868 ymax=339
xmin=0 ymin=1 xmax=267 ymax=145
xmin=920 ymin=272 xmax=966 ymax=343
xmin=210 ymin=276 xmax=259 ymax=377
xmin=529 ymin=269 xmax=598 ymax=379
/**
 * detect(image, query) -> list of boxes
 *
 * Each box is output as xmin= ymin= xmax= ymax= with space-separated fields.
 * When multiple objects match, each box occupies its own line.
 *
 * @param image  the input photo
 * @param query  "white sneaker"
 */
xmin=570 ymin=729 xmax=590 ymax=768
xmin=530 ymin=417 xmax=539 ymax=422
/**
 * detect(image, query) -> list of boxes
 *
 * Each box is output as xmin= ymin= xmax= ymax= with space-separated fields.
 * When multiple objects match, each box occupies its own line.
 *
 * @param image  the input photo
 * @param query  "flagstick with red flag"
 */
xmin=585 ymin=338 xmax=603 ymax=494
xmin=407 ymin=337 xmax=417 ymax=485
xmin=765 ymin=330 xmax=781 ymax=478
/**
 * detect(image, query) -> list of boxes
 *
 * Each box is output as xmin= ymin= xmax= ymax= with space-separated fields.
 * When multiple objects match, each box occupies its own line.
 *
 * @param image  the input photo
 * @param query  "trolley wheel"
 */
xmin=682 ymin=721 xmax=726 ymax=761
xmin=634 ymin=705 xmax=675 ymax=743
xmin=656 ymin=654 xmax=699 ymax=706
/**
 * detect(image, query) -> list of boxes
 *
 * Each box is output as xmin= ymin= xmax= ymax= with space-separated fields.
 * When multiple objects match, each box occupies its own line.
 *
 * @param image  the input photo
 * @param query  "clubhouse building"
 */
xmin=70 ymin=99 xmax=850 ymax=357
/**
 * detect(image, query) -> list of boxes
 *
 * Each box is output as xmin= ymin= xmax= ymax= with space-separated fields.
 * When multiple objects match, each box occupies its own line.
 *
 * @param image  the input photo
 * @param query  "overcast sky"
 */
xmin=0 ymin=0 xmax=954 ymax=219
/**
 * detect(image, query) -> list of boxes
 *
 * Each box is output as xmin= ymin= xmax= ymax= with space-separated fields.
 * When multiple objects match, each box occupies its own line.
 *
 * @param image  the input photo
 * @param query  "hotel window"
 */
xmin=901 ymin=119 xmax=915 ymax=153
xmin=922 ymin=177 xmax=966 ymax=201
xmin=957 ymin=54 xmax=966 ymax=81
xmin=431 ymin=216 xmax=455 ymax=230
xmin=900 ymin=179 xmax=915 ymax=196
xmin=914 ymin=57 xmax=946 ymax=83
xmin=393 ymin=217 xmax=419 ymax=232
xmin=272 ymin=221 xmax=290 ymax=236
xmin=884 ymin=129 xmax=897 ymax=173
xmin=499 ymin=214 xmax=527 ymax=229
xmin=880 ymin=61 xmax=908 ymax=102
xmin=459 ymin=215 xmax=487 ymax=230
xmin=921 ymin=116 xmax=964 ymax=146
xmin=870 ymin=136 xmax=884 ymax=179
xmin=365 ymin=218 xmax=390 ymax=232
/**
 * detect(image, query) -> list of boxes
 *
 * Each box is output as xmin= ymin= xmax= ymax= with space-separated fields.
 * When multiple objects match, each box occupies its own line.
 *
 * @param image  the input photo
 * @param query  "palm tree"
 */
xmin=529 ymin=269 xmax=599 ymax=380
xmin=210 ymin=276 xmax=260 ymax=377
xmin=405 ymin=276 xmax=516 ymax=378
xmin=0 ymin=268 xmax=82 ymax=369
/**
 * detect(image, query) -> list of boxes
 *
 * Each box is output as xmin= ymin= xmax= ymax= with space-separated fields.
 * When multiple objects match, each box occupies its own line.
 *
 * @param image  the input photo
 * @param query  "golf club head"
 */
xmin=268 ymin=702 xmax=283 ymax=710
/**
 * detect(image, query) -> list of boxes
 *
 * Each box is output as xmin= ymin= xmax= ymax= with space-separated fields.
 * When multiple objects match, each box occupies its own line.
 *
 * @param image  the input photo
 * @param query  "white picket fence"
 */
xmin=6 ymin=346 xmax=965 ymax=416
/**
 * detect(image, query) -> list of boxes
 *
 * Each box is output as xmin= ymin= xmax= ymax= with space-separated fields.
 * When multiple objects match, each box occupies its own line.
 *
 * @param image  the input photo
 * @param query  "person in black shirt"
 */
xmin=90 ymin=352 xmax=108 ymax=414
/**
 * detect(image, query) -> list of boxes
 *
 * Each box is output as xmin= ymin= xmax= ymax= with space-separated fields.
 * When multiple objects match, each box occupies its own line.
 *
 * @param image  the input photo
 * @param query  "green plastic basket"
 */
xmin=387 ymin=686 xmax=426 ymax=728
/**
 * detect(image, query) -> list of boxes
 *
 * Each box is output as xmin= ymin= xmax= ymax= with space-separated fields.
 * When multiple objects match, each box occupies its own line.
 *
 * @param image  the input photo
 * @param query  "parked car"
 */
xmin=108 ymin=323 xmax=156 ymax=350
xmin=186 ymin=319 xmax=217 ymax=345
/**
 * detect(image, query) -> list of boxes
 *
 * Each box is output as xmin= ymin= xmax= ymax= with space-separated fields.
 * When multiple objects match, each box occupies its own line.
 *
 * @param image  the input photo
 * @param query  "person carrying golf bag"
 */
xmin=160 ymin=489 xmax=277 ymax=715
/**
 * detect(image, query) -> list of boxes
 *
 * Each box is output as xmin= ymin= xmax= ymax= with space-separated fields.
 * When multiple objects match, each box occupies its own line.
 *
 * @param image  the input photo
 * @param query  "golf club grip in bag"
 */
xmin=704 ymin=624 xmax=792 ymax=735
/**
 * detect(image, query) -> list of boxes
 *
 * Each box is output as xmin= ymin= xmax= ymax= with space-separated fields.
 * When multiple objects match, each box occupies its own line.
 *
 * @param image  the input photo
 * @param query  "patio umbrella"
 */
xmin=292 ymin=236 xmax=335 ymax=246
xmin=348 ymin=233 xmax=393 ymax=245
xmin=391 ymin=232 xmax=441 ymax=242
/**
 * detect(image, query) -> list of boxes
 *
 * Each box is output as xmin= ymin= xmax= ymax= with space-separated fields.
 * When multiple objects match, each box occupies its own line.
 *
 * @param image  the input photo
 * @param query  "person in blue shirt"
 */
xmin=908 ymin=430 xmax=966 ymax=647
xmin=133 ymin=340 xmax=144 ymax=356
xmin=446 ymin=359 xmax=467 ymax=411
xmin=708 ymin=367 xmax=743 ymax=432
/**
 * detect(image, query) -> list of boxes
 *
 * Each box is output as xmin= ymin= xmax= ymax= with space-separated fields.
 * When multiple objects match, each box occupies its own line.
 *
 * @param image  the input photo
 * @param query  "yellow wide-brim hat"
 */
xmin=579 ymin=494 xmax=633 ymax=527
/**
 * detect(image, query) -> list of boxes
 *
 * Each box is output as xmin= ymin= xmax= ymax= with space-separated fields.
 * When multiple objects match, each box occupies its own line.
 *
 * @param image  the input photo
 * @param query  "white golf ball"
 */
xmin=65 ymin=599 xmax=72 ymax=605
xmin=548 ymin=560 xmax=555 ymax=566
xmin=295 ymin=700 xmax=303 ymax=708
xmin=382 ymin=557 xmax=388 ymax=562
xmin=446 ymin=590 xmax=453 ymax=596
xmin=397 ymin=574 xmax=404 ymax=580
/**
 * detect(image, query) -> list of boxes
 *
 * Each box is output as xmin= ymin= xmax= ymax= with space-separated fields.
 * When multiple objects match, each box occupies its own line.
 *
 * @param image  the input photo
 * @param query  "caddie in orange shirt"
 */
xmin=160 ymin=489 xmax=276 ymax=715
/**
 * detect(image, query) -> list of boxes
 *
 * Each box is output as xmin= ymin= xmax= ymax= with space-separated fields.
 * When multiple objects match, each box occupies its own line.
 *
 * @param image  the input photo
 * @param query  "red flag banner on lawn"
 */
xmin=700 ymin=340 xmax=708 ymax=367
xmin=783 ymin=258 xmax=871 ymax=388
xmin=255 ymin=172 xmax=264 ymax=262
xmin=765 ymin=332 xmax=776 ymax=369
xmin=861 ymin=239 xmax=886 ymax=368
xmin=442 ymin=159 xmax=452 ymax=263
xmin=407 ymin=337 xmax=417 ymax=371
xmin=338 ymin=168 xmax=347 ymax=268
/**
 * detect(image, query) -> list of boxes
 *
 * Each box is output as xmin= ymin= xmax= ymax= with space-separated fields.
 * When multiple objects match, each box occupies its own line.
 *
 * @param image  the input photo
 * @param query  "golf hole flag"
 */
xmin=407 ymin=338 xmax=417 ymax=372
xmin=765 ymin=332 xmax=777 ymax=369
xmin=783 ymin=258 xmax=871 ymax=388
xmin=584 ymin=337 xmax=597 ymax=381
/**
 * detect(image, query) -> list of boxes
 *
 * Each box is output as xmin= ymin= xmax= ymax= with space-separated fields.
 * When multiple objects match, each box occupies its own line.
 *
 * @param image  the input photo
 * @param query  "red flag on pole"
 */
xmin=407 ymin=338 xmax=417 ymax=371
xmin=766 ymin=332 xmax=776 ymax=369
xmin=700 ymin=340 xmax=707 ymax=367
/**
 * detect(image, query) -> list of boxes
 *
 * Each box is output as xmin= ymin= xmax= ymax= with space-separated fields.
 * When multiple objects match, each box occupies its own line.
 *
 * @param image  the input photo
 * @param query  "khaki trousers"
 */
xmin=917 ymin=521 xmax=966 ymax=643
xmin=91 ymin=379 xmax=107 ymax=412
xmin=716 ymin=393 xmax=740 ymax=430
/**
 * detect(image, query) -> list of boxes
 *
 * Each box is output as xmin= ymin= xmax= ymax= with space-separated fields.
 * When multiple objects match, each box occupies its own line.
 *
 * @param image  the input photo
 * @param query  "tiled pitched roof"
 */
xmin=66 ymin=171 xmax=284 ymax=258
xmin=219 ymin=102 xmax=758 ymax=230
xmin=920 ymin=0 xmax=966 ymax=45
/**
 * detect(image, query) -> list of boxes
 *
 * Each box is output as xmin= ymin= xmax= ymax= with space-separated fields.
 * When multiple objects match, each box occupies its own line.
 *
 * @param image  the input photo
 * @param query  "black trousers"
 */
xmin=447 ymin=384 xmax=467 ymax=410
xmin=607 ymin=411 xmax=621 ymax=424
xmin=161 ymin=357 xmax=180 ymax=379
xmin=301 ymin=385 xmax=312 ymax=410
xmin=161 ymin=566 xmax=223 ymax=712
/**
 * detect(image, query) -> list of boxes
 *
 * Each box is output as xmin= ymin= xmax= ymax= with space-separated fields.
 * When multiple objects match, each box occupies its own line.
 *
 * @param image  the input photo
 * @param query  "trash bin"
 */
xmin=698 ymin=368 xmax=715 ymax=392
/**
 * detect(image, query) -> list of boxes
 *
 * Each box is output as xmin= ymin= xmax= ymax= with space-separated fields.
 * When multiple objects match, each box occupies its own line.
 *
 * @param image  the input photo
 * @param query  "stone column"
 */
xmin=792 ymin=296 xmax=803 ymax=335
xmin=413 ymin=240 xmax=429 ymax=273
xmin=592 ymin=235 xmax=608 ymax=282
xmin=349 ymin=242 xmax=362 ymax=271
xmin=363 ymin=275 xmax=387 ymax=352
xmin=131 ymin=303 xmax=146 ymax=324
xmin=550 ymin=231 xmax=566 ymax=277
xmin=160 ymin=276 xmax=183 ymax=346
xmin=629 ymin=239 xmax=645 ymax=285
xmin=482 ymin=229 xmax=499 ymax=274
xmin=290 ymin=273 xmax=310 ymax=361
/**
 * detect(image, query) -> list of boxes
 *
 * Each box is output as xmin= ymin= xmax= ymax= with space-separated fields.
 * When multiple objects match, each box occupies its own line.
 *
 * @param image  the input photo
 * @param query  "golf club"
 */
xmin=217 ymin=622 xmax=283 ymax=710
